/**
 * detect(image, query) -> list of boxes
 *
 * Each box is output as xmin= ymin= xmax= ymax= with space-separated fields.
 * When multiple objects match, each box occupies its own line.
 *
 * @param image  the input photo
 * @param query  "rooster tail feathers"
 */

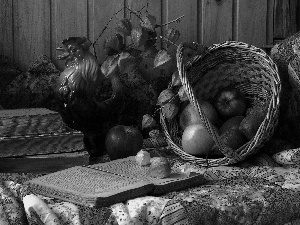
xmin=81 ymin=53 xmax=104 ymax=83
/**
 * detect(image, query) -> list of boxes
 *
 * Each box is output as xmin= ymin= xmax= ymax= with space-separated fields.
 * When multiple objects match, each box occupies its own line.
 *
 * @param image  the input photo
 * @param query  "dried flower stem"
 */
xmin=156 ymin=15 xmax=184 ymax=28
xmin=159 ymin=36 xmax=179 ymax=48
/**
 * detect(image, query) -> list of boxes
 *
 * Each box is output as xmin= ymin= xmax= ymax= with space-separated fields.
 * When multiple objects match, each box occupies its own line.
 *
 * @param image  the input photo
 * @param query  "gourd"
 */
xmin=23 ymin=194 xmax=61 ymax=225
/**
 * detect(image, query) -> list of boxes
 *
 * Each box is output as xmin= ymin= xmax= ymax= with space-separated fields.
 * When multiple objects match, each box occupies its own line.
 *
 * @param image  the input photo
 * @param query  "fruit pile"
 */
xmin=158 ymin=73 xmax=268 ymax=157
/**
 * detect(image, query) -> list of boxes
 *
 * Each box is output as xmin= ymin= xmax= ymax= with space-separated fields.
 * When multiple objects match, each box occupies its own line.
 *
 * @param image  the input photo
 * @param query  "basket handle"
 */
xmin=176 ymin=42 xmax=241 ymax=161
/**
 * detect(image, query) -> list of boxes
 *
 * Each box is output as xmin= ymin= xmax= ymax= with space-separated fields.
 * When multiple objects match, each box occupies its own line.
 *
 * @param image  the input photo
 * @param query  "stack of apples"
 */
xmin=158 ymin=71 xmax=267 ymax=157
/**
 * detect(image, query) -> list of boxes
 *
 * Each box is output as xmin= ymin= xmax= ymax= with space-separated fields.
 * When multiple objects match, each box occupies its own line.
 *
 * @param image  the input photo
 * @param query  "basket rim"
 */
xmin=161 ymin=41 xmax=281 ymax=166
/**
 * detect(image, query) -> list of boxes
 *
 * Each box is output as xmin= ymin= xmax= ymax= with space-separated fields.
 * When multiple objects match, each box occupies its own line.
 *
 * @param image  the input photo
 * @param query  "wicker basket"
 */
xmin=160 ymin=41 xmax=281 ymax=166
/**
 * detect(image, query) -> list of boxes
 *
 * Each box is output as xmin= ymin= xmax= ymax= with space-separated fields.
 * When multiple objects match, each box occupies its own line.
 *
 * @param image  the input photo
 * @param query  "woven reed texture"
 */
xmin=161 ymin=41 xmax=281 ymax=166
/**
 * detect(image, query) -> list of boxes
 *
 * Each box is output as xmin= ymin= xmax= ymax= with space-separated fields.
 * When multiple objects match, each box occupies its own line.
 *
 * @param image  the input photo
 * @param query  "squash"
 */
xmin=23 ymin=194 xmax=61 ymax=225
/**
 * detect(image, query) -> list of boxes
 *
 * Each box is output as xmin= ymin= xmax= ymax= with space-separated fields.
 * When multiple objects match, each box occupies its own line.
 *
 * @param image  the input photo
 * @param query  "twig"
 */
xmin=159 ymin=36 xmax=179 ymax=48
xmin=92 ymin=7 xmax=124 ymax=58
xmin=156 ymin=15 xmax=184 ymax=28
xmin=127 ymin=7 xmax=143 ymax=21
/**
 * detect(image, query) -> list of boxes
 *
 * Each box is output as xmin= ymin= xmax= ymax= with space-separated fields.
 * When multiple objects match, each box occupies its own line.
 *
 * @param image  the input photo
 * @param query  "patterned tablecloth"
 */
xmin=3 ymin=148 xmax=300 ymax=225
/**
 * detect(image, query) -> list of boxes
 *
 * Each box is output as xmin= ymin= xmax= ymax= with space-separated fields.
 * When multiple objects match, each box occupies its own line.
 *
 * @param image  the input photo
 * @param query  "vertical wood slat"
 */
xmin=51 ymin=0 xmax=88 ymax=70
xmin=274 ymin=0 xmax=298 ymax=40
xmin=232 ymin=0 xmax=238 ymax=41
xmin=88 ymin=0 xmax=124 ymax=64
xmin=202 ymin=0 xmax=233 ymax=46
xmin=297 ymin=1 xmax=300 ymax=31
xmin=164 ymin=0 xmax=198 ymax=44
xmin=236 ymin=0 xmax=268 ymax=47
xmin=266 ymin=0 xmax=275 ymax=45
xmin=2 ymin=0 xmax=297 ymax=71
xmin=0 ymin=0 xmax=13 ymax=60
xmin=13 ymin=0 xmax=51 ymax=71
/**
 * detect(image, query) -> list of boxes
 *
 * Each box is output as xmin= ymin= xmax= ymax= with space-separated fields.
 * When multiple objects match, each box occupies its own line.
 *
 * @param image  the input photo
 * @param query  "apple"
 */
xmin=182 ymin=124 xmax=215 ymax=156
xmin=105 ymin=125 xmax=143 ymax=160
xmin=213 ymin=87 xmax=247 ymax=120
xmin=179 ymin=101 xmax=219 ymax=130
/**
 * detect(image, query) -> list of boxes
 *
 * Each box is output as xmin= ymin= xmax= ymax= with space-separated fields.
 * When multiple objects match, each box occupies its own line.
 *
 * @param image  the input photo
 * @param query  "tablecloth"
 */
xmin=3 ymin=149 xmax=300 ymax=225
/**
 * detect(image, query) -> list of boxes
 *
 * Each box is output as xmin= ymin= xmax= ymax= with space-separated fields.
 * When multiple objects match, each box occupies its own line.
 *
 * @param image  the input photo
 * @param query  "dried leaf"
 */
xmin=131 ymin=27 xmax=148 ymax=48
xmin=126 ymin=47 xmax=141 ymax=58
xmin=171 ymin=70 xmax=181 ymax=86
xmin=101 ymin=55 xmax=119 ymax=78
xmin=162 ymin=102 xmax=179 ymax=120
xmin=103 ymin=34 xmax=124 ymax=56
xmin=145 ymin=30 xmax=158 ymax=48
xmin=153 ymin=49 xmax=173 ymax=69
xmin=140 ymin=13 xmax=157 ymax=31
xmin=157 ymin=88 xmax=175 ymax=106
xmin=115 ymin=18 xmax=132 ymax=36
xmin=118 ymin=52 xmax=137 ymax=74
xmin=182 ymin=42 xmax=209 ymax=64
xmin=141 ymin=46 xmax=158 ymax=59
xmin=178 ymin=86 xmax=188 ymax=102
xmin=165 ymin=28 xmax=180 ymax=48
xmin=142 ymin=114 xmax=157 ymax=129
xmin=182 ymin=47 xmax=197 ymax=64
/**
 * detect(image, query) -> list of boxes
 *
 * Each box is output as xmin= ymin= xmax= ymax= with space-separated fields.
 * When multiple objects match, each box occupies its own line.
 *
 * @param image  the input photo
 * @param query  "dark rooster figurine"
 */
xmin=54 ymin=37 xmax=124 ymax=158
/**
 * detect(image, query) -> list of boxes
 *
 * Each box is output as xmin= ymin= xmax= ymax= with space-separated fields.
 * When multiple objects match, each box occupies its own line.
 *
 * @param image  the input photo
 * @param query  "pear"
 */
xmin=239 ymin=104 xmax=267 ymax=140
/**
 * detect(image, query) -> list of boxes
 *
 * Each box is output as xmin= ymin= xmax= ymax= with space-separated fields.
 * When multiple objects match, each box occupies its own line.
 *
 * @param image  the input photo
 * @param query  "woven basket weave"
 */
xmin=160 ymin=41 xmax=281 ymax=166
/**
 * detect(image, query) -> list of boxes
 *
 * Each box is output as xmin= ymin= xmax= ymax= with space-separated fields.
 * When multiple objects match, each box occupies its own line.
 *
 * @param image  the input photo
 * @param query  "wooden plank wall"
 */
xmin=0 ymin=0 xmax=298 ymax=72
xmin=273 ymin=0 xmax=299 ymax=40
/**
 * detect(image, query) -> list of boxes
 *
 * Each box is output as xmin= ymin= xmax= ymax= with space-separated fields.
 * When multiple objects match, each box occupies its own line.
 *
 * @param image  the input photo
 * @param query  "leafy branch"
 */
xmin=92 ymin=3 xmax=184 ymax=61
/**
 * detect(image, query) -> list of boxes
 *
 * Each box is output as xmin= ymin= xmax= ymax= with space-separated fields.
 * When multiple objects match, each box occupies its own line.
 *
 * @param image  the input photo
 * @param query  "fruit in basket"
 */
xmin=179 ymin=101 xmax=219 ymax=130
xmin=105 ymin=125 xmax=144 ymax=160
xmin=219 ymin=116 xmax=244 ymax=134
xmin=182 ymin=124 xmax=215 ymax=156
xmin=220 ymin=129 xmax=248 ymax=150
xmin=213 ymin=87 xmax=247 ymax=119
xmin=239 ymin=105 xmax=267 ymax=140
xmin=162 ymin=102 xmax=179 ymax=120
xmin=211 ymin=129 xmax=248 ymax=156
xmin=149 ymin=157 xmax=171 ymax=178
